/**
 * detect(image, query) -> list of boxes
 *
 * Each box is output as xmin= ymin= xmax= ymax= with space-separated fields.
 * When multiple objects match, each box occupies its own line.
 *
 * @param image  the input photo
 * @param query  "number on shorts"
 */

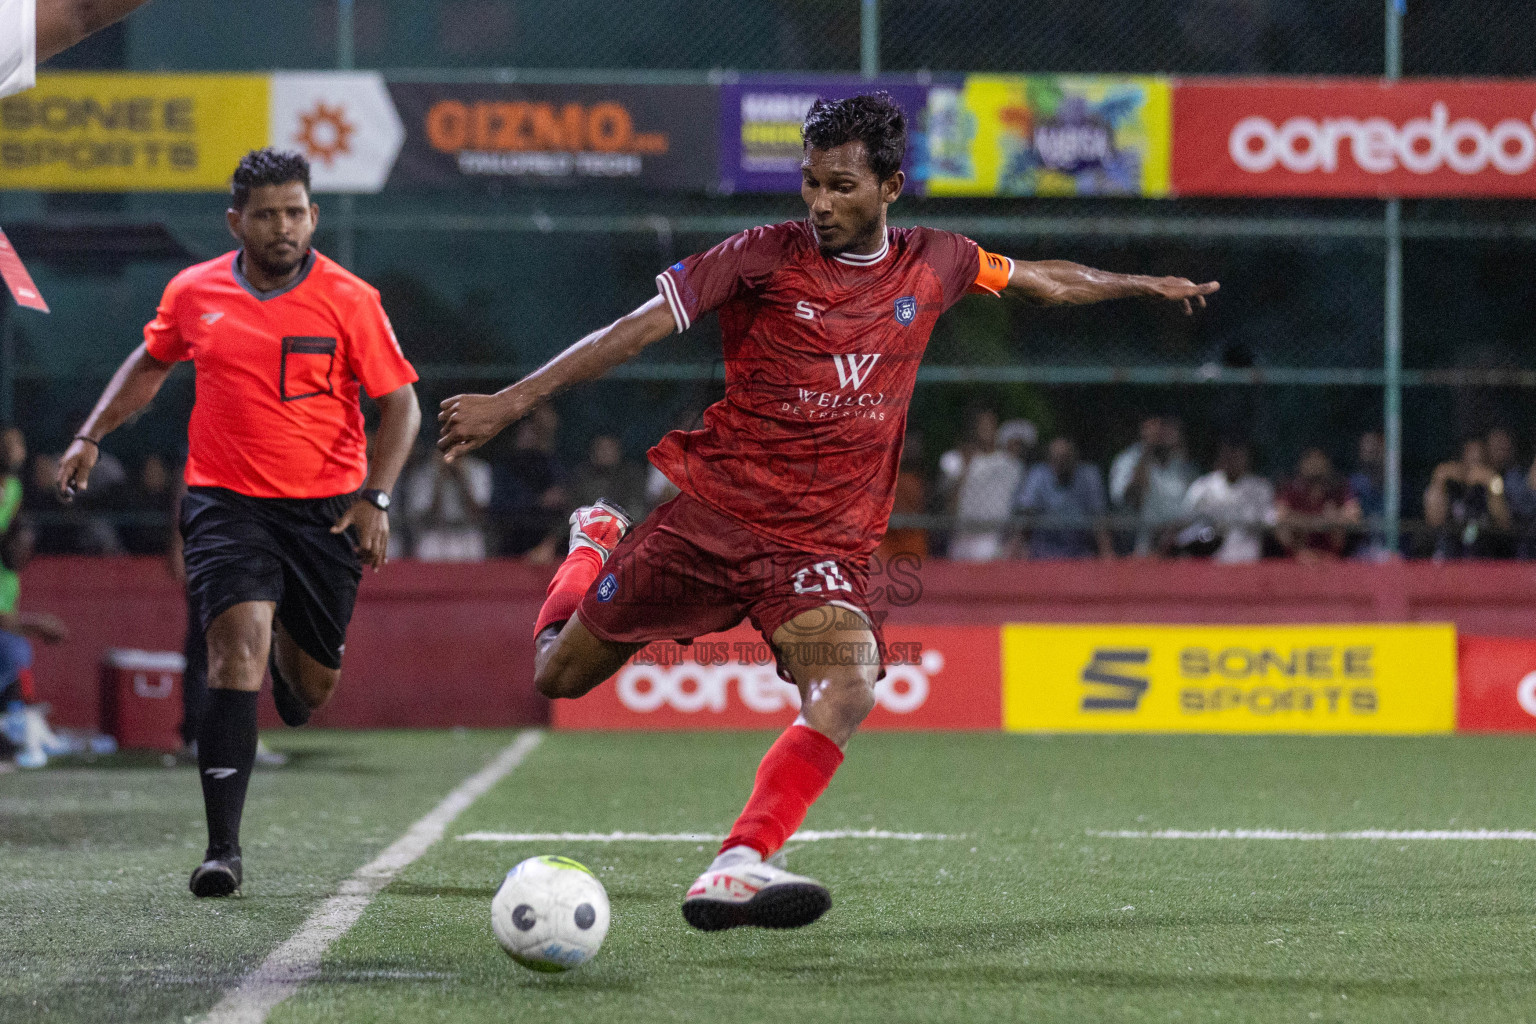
xmin=792 ymin=560 xmax=853 ymax=595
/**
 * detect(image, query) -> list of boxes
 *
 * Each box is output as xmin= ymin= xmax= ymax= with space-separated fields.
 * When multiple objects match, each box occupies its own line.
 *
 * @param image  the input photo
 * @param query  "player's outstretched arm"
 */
xmin=35 ymin=0 xmax=156 ymax=62
xmin=1005 ymin=260 xmax=1219 ymax=316
xmin=437 ymin=295 xmax=676 ymax=462
xmin=56 ymin=342 xmax=173 ymax=501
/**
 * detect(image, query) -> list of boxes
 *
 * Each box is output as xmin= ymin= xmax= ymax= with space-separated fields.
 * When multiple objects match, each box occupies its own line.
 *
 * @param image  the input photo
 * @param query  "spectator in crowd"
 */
xmin=569 ymin=434 xmax=648 ymax=518
xmin=1487 ymin=427 xmax=1536 ymax=557
xmin=1424 ymin=437 xmax=1512 ymax=559
xmin=0 ymin=429 xmax=24 ymax=535
xmin=1015 ymin=436 xmax=1113 ymax=560
xmin=938 ymin=408 xmax=1024 ymax=561
xmin=1347 ymin=431 xmax=1390 ymax=558
xmin=1275 ymin=447 xmax=1361 ymax=561
xmin=119 ymin=453 xmax=176 ymax=555
xmin=0 ymin=519 xmax=68 ymax=709
xmin=401 ymin=445 xmax=493 ymax=561
xmin=877 ymin=433 xmax=929 ymax=562
xmin=997 ymin=418 xmax=1038 ymax=466
xmin=1109 ymin=415 xmax=1158 ymax=551
xmin=1180 ymin=438 xmax=1275 ymax=563
xmin=1110 ymin=415 xmax=1197 ymax=556
xmin=489 ymin=404 xmax=567 ymax=561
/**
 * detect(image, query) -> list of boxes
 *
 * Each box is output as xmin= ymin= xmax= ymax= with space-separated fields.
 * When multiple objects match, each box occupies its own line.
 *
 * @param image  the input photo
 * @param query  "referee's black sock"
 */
xmin=197 ymin=688 xmax=258 ymax=858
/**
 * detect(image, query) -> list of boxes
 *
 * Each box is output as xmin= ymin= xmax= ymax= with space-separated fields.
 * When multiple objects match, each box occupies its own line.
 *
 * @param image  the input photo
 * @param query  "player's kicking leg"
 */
xmin=683 ymin=604 xmax=877 ymax=931
xmin=188 ymin=600 xmax=275 ymax=897
xmin=530 ymin=501 xmax=646 ymax=699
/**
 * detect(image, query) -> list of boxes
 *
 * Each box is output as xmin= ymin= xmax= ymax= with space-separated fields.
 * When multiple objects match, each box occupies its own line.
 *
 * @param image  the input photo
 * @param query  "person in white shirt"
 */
xmin=1181 ymin=439 xmax=1276 ymax=563
xmin=1110 ymin=415 xmax=1197 ymax=555
xmin=938 ymin=409 xmax=1024 ymax=561
xmin=401 ymin=449 xmax=493 ymax=561
xmin=1 ymin=0 xmax=154 ymax=99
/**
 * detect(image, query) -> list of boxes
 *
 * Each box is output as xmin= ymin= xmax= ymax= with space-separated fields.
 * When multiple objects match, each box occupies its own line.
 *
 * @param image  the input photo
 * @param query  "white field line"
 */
xmin=201 ymin=730 xmax=544 ymax=1024
xmin=1092 ymin=828 xmax=1536 ymax=841
xmin=457 ymin=829 xmax=957 ymax=843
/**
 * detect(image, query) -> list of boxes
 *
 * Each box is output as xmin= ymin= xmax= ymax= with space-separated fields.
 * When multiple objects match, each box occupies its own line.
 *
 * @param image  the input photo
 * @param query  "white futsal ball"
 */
xmin=491 ymin=855 xmax=610 ymax=972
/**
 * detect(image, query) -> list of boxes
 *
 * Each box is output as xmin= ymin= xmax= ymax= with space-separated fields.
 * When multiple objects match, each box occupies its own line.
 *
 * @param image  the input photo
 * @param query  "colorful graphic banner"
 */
xmin=1456 ymin=635 xmax=1536 ymax=732
xmin=0 ymin=73 xmax=268 ymax=191
xmin=387 ymin=82 xmax=717 ymax=190
xmin=925 ymin=75 xmax=1171 ymax=197
xmin=1172 ymin=79 xmax=1536 ymax=198
xmin=554 ymin=624 xmax=1001 ymax=731
xmin=1003 ymin=624 xmax=1456 ymax=734
xmin=718 ymin=77 xmax=939 ymax=194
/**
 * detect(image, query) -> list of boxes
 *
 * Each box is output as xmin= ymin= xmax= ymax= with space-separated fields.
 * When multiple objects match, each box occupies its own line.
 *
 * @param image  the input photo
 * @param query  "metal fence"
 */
xmin=4 ymin=0 xmax=1536 ymax=560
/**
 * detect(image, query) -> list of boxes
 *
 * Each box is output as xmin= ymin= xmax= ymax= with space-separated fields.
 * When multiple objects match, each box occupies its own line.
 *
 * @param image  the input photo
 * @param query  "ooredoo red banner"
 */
xmin=552 ymin=624 xmax=1001 ymax=731
xmin=1172 ymin=79 xmax=1536 ymax=198
xmin=1457 ymin=635 xmax=1536 ymax=732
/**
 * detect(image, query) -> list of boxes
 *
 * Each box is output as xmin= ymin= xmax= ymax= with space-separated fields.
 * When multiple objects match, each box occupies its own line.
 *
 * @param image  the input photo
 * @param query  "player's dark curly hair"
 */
xmin=801 ymin=92 xmax=907 ymax=182
xmin=230 ymin=148 xmax=311 ymax=210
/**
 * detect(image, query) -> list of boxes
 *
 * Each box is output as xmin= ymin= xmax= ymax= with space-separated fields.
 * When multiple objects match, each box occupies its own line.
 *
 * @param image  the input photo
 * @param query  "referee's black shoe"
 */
xmin=189 ymin=845 xmax=242 ymax=898
xmin=268 ymin=647 xmax=312 ymax=728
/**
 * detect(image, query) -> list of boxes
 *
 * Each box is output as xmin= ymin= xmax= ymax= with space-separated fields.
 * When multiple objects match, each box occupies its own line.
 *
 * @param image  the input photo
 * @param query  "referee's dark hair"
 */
xmin=802 ymin=92 xmax=907 ymax=182
xmin=230 ymin=148 xmax=312 ymax=210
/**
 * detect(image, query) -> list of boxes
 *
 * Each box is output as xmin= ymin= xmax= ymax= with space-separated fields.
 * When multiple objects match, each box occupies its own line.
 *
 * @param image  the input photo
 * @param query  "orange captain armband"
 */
xmin=971 ymin=247 xmax=1014 ymax=296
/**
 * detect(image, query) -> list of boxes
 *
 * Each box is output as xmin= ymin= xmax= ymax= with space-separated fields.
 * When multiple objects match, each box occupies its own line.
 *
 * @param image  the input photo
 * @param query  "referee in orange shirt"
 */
xmin=56 ymin=149 xmax=422 ymax=897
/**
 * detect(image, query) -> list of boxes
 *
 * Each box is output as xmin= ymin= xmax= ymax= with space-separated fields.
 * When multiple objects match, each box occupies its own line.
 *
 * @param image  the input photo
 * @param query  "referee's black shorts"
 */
xmin=180 ymin=486 xmax=363 ymax=670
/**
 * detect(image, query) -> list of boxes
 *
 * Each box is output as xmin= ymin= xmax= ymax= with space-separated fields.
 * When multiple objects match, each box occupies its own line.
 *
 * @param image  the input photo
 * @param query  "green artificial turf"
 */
xmin=6 ymin=731 xmax=1536 ymax=1023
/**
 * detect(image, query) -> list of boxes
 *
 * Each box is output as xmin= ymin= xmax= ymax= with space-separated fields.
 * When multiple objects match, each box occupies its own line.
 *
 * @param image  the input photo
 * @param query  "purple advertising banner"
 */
xmin=718 ymin=76 xmax=948 ymax=194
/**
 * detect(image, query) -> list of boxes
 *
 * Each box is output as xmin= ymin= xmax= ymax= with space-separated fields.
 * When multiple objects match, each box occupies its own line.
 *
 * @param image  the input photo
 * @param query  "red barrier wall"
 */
xmin=21 ymin=557 xmax=1536 ymax=730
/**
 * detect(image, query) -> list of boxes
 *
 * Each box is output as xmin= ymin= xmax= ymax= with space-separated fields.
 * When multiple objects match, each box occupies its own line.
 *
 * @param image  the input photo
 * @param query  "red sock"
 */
xmin=533 ymin=547 xmax=604 ymax=639
xmin=721 ymin=724 xmax=845 ymax=858
xmin=15 ymin=666 xmax=36 ymax=703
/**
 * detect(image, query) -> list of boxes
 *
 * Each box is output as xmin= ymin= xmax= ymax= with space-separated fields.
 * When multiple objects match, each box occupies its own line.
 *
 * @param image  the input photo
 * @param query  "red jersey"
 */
xmin=143 ymin=250 xmax=418 ymax=500
xmin=651 ymin=220 xmax=1011 ymax=559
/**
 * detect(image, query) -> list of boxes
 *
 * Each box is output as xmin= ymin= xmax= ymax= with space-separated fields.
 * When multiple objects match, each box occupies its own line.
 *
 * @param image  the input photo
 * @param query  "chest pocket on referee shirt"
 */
xmin=280 ymin=336 xmax=338 ymax=401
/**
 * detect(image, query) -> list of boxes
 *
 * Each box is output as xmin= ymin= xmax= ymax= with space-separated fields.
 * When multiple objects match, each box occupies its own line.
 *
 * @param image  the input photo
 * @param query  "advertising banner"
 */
xmin=0 ymin=73 xmax=268 ymax=191
xmin=270 ymin=72 xmax=404 ymax=193
xmin=1456 ymin=635 xmax=1536 ymax=732
xmin=553 ymin=623 xmax=1001 ymax=731
xmin=925 ymin=75 xmax=1171 ymax=197
xmin=1003 ymin=624 xmax=1456 ymax=734
xmin=718 ymin=77 xmax=937 ymax=194
xmin=1172 ymin=79 xmax=1536 ymax=198
xmin=387 ymin=82 xmax=717 ymax=190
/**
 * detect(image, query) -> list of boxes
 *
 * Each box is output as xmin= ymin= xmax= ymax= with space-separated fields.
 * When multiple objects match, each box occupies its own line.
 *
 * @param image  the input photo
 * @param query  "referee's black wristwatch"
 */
xmin=359 ymin=488 xmax=391 ymax=512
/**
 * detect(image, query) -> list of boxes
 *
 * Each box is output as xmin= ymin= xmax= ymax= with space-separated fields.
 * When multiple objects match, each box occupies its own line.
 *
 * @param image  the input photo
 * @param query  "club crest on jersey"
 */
xmin=893 ymin=295 xmax=916 ymax=325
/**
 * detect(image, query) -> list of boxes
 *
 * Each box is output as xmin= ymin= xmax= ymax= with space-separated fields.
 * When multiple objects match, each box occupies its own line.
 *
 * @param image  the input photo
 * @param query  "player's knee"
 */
xmin=301 ymin=669 xmax=340 ymax=709
xmin=207 ymin=638 xmax=265 ymax=690
xmin=819 ymin=667 xmax=878 ymax=723
xmin=533 ymin=656 xmax=581 ymax=700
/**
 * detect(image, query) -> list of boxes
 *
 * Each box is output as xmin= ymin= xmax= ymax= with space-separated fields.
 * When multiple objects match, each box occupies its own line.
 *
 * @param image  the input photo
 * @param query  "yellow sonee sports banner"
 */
xmin=0 ymin=74 xmax=268 ymax=191
xmin=1003 ymin=624 xmax=1456 ymax=734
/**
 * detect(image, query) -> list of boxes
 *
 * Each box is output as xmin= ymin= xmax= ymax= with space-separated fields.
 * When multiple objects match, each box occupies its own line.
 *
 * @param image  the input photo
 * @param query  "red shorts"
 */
xmin=577 ymin=492 xmax=885 ymax=680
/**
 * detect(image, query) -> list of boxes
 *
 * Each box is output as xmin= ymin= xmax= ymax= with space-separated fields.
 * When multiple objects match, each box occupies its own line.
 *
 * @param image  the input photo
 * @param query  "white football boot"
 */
xmin=682 ymin=860 xmax=832 ymax=931
xmin=567 ymin=499 xmax=631 ymax=562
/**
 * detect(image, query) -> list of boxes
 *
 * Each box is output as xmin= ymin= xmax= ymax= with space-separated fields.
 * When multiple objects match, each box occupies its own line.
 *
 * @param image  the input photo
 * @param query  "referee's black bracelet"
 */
xmin=73 ymin=435 xmax=100 ymax=448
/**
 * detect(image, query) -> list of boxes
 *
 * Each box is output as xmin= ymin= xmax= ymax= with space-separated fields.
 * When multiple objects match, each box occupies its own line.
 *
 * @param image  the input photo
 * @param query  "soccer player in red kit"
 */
xmin=57 ymin=149 xmax=421 ymax=897
xmin=438 ymin=94 xmax=1217 ymax=931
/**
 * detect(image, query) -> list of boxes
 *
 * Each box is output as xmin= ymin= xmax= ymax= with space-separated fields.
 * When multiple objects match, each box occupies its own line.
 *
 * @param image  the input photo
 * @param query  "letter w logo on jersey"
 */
xmin=831 ymin=353 xmax=880 ymax=390
xmin=1080 ymin=648 xmax=1151 ymax=711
